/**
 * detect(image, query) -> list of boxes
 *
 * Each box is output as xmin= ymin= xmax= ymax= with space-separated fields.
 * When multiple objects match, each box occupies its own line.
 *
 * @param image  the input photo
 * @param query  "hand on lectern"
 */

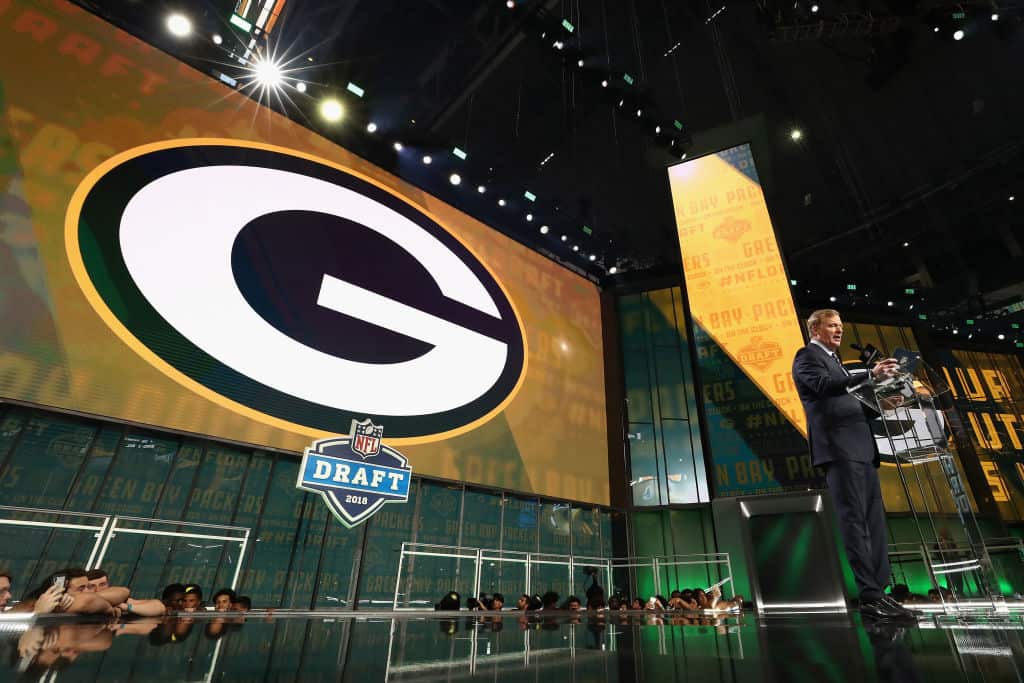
xmin=870 ymin=358 xmax=900 ymax=381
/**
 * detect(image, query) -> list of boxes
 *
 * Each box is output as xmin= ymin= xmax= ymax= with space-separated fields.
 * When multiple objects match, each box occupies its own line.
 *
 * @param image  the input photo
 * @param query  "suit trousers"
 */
xmin=825 ymin=459 xmax=891 ymax=602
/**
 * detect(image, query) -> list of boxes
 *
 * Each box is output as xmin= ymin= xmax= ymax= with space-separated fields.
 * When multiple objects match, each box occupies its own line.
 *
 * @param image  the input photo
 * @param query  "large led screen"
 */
xmin=0 ymin=0 xmax=608 ymax=503
xmin=668 ymin=144 xmax=811 ymax=496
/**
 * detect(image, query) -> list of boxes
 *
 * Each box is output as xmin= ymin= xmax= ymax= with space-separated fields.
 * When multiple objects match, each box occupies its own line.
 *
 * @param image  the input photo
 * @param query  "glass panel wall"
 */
xmin=0 ymin=404 xmax=621 ymax=610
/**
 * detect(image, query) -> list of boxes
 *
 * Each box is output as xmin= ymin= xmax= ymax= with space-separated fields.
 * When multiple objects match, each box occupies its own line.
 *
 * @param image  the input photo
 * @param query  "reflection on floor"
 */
xmin=2 ymin=610 xmax=1023 ymax=682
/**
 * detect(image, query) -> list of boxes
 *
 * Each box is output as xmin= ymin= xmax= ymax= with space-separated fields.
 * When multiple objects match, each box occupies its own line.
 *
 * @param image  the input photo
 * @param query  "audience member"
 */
xmin=82 ymin=569 xmax=166 ymax=616
xmin=0 ymin=571 xmax=11 ymax=610
xmin=161 ymin=583 xmax=185 ymax=611
xmin=515 ymin=594 xmax=530 ymax=610
xmin=563 ymin=595 xmax=582 ymax=610
xmin=212 ymin=588 xmax=237 ymax=612
xmin=181 ymin=584 xmax=204 ymax=611
xmin=85 ymin=569 xmax=109 ymax=592
xmin=233 ymin=596 xmax=252 ymax=612
xmin=490 ymin=593 xmax=505 ymax=610
xmin=630 ymin=597 xmax=643 ymax=610
xmin=607 ymin=595 xmax=621 ymax=611
xmin=12 ymin=569 xmax=115 ymax=615
xmin=540 ymin=591 xmax=560 ymax=610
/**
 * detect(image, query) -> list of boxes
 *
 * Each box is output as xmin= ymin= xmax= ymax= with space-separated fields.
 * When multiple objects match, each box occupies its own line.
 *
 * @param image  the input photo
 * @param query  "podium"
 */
xmin=850 ymin=360 xmax=1006 ymax=613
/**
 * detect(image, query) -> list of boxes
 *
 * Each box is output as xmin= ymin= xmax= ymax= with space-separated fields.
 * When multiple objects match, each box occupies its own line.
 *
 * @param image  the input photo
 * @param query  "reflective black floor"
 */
xmin=2 ymin=611 xmax=1023 ymax=682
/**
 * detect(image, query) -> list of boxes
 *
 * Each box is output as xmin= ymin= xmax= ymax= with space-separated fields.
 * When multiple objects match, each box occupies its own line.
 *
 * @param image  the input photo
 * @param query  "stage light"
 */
xmin=618 ymin=99 xmax=625 ymax=107
xmin=477 ymin=185 xmax=486 ymax=193
xmin=933 ymin=26 xmax=940 ymax=33
xmin=655 ymin=125 xmax=661 ymax=134
xmin=540 ymin=225 xmax=549 ymax=234
xmin=953 ymin=329 xmax=958 ymax=335
xmin=601 ymin=79 xmax=608 ymax=87
xmin=968 ymin=333 xmax=973 ymax=339
xmin=811 ymin=4 xmax=819 ymax=12
xmin=887 ymin=301 xmax=894 ymax=307
xmin=212 ymin=34 xmax=223 ymax=45
xmin=319 ymin=99 xmax=344 ymax=122
xmin=991 ymin=13 xmax=999 ymax=21
xmin=953 ymin=29 xmax=964 ymax=40
xmin=790 ymin=128 xmax=803 ymax=141
xmin=422 ymin=155 xmax=432 ymax=165
xmin=366 ymin=122 xmax=378 ymax=133
xmin=506 ymin=0 xmax=515 ymax=8
xmin=573 ymin=245 xmax=579 ymax=252
xmin=393 ymin=141 xmax=403 ymax=151
xmin=902 ymin=241 xmax=909 ymax=247
xmin=998 ymin=333 xmax=1006 ymax=340
xmin=636 ymin=109 xmax=642 ymax=117
xmin=577 ymin=59 xmax=584 ymax=67
xmin=526 ymin=213 xmax=533 ymax=221
xmin=561 ymin=234 xmax=567 ymax=241
xmin=589 ymin=254 xmax=596 ymax=261
xmin=680 ymin=152 xmax=687 ymax=160
xmin=166 ymin=13 xmax=192 ymax=37
xmin=1010 ymin=195 xmax=1016 ymax=201
xmin=498 ymin=199 xmax=506 ymax=207
xmin=449 ymin=173 xmax=461 ymax=186
xmin=553 ymin=40 xmax=564 ymax=50
xmin=254 ymin=59 xmax=283 ymax=87
xmin=609 ymin=266 xmax=618 ymax=274
xmin=829 ymin=296 xmax=837 ymax=302
xmin=296 ymin=82 xmax=307 ymax=93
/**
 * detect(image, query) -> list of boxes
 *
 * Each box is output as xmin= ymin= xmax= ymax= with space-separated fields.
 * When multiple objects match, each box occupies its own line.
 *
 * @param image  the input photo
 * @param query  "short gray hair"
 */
xmin=806 ymin=309 xmax=839 ymax=337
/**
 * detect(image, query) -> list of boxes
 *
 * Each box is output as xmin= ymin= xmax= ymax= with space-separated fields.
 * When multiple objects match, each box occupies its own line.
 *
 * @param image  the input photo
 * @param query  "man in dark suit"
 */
xmin=792 ymin=309 xmax=917 ymax=621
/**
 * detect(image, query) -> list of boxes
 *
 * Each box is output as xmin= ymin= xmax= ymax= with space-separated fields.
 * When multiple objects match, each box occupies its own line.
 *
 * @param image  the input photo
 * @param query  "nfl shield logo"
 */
xmin=296 ymin=419 xmax=412 ymax=528
xmin=351 ymin=419 xmax=383 ymax=457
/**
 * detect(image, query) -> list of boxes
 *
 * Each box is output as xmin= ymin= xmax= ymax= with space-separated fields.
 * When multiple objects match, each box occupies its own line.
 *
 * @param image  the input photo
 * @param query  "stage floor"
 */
xmin=3 ymin=610 xmax=1023 ymax=681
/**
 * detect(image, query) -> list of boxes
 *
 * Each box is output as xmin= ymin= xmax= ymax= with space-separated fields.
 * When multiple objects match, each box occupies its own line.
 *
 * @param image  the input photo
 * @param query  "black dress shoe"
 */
xmin=881 ymin=596 xmax=923 ymax=617
xmin=860 ymin=599 xmax=916 ymax=621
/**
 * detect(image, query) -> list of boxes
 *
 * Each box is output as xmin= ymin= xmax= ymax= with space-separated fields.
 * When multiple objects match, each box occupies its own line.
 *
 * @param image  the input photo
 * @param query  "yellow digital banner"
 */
xmin=668 ymin=145 xmax=806 ymax=434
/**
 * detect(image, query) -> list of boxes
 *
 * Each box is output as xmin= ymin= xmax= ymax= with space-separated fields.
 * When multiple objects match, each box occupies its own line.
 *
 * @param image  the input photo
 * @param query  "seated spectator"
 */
xmin=86 ymin=569 xmax=109 ymax=592
xmin=161 ymin=583 xmax=185 ymax=611
xmin=645 ymin=595 xmax=666 ymax=611
xmin=630 ymin=597 xmax=643 ymax=610
xmin=563 ymin=595 xmax=582 ymax=610
xmin=607 ymin=595 xmax=621 ymax=611
xmin=233 ymin=596 xmax=252 ymax=612
xmin=0 ymin=571 xmax=11 ymax=610
xmin=527 ymin=594 xmax=544 ymax=611
xmin=540 ymin=591 xmax=560 ymax=610
xmin=515 ymin=594 xmax=530 ymax=611
xmin=181 ymin=584 xmax=204 ymax=611
xmin=490 ymin=593 xmax=505 ymax=610
xmin=587 ymin=595 xmax=607 ymax=611
xmin=212 ymin=588 xmax=237 ymax=612
xmin=435 ymin=591 xmax=460 ymax=610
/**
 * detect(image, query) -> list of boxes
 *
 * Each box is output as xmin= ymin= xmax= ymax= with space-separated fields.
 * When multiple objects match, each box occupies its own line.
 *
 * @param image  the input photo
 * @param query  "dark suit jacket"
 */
xmin=792 ymin=343 xmax=880 ymax=468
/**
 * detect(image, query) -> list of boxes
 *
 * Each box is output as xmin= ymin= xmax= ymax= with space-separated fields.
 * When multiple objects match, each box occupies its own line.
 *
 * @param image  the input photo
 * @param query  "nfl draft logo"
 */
xmin=296 ymin=419 xmax=413 ymax=528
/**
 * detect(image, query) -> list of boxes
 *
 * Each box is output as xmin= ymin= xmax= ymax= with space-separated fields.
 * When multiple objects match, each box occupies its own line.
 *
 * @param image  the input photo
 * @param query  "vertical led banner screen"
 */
xmin=668 ymin=144 xmax=816 ymax=496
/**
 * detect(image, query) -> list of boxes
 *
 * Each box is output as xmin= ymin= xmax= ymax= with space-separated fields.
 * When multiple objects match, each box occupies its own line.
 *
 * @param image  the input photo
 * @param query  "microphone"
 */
xmin=851 ymin=343 xmax=880 ymax=367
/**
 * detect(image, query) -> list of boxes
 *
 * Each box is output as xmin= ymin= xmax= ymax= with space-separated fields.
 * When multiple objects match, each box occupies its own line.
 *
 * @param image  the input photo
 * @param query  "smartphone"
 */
xmin=705 ymin=576 xmax=731 ymax=592
xmin=51 ymin=575 xmax=66 ymax=591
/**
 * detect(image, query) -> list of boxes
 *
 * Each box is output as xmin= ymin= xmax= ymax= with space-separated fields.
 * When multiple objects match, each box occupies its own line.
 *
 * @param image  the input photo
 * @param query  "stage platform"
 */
xmin=3 ymin=609 xmax=1023 ymax=681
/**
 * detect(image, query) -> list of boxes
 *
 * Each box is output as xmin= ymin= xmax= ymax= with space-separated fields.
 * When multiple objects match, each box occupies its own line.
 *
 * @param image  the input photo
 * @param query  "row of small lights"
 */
xmin=165 ymin=8 xmax=647 ymax=275
xmin=791 ymin=279 xmax=1023 ymax=347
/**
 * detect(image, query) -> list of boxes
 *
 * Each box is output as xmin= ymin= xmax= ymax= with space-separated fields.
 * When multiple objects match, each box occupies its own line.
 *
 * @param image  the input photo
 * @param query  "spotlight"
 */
xmin=1010 ymin=195 xmax=1016 ymax=201
xmin=953 ymin=29 xmax=964 ymax=41
xmin=319 ymin=99 xmax=344 ymax=123
xmin=887 ymin=301 xmax=893 ymax=307
xmin=618 ymin=99 xmax=624 ymax=107
xmin=393 ymin=141 xmax=403 ymax=151
xmin=573 ymin=245 xmax=579 ymax=251
xmin=506 ymin=0 xmax=515 ymax=8
xmin=933 ymin=26 xmax=940 ymax=33
xmin=561 ymin=235 xmax=567 ymax=241
xmin=902 ymin=241 xmax=910 ymax=247
xmin=422 ymin=155 xmax=432 ymax=165
xmin=577 ymin=59 xmax=584 ymax=67
xmin=254 ymin=59 xmax=283 ymax=87
xmin=498 ymin=199 xmax=506 ymax=207
xmin=953 ymin=329 xmax=958 ymax=335
xmin=790 ymin=128 xmax=803 ymax=141
xmin=554 ymin=41 xmax=564 ymax=50
xmin=999 ymin=333 xmax=1006 ymax=340
xmin=680 ymin=152 xmax=687 ymax=160
xmin=449 ymin=173 xmax=461 ymax=186
xmin=991 ymin=12 xmax=999 ymax=21
xmin=477 ymin=185 xmax=486 ymax=193
xmin=166 ymin=13 xmax=191 ymax=37
xmin=829 ymin=296 xmax=837 ymax=302
xmin=212 ymin=33 xmax=223 ymax=45
xmin=526 ymin=213 xmax=533 ymax=221
xmin=636 ymin=109 xmax=642 ymax=117
xmin=811 ymin=4 xmax=819 ymax=12
xmin=366 ymin=122 xmax=378 ymax=133
xmin=296 ymin=82 xmax=307 ymax=93
xmin=609 ymin=266 xmax=618 ymax=274
xmin=968 ymin=333 xmax=974 ymax=339
xmin=601 ymin=79 xmax=608 ymax=87
xmin=589 ymin=254 xmax=596 ymax=261
xmin=655 ymin=125 xmax=661 ymax=134
xmin=540 ymin=225 xmax=549 ymax=234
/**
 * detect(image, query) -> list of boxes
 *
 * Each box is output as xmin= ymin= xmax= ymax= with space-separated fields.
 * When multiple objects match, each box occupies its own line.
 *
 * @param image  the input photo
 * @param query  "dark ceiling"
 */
xmin=75 ymin=0 xmax=1024 ymax=343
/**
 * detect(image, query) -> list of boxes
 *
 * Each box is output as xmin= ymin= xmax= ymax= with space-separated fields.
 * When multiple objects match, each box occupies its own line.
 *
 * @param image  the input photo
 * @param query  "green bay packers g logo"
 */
xmin=66 ymin=140 xmax=527 ymax=441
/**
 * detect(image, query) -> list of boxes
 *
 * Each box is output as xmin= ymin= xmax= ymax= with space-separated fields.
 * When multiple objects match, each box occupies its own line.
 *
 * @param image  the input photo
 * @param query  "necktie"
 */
xmin=832 ymin=353 xmax=849 ymax=376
